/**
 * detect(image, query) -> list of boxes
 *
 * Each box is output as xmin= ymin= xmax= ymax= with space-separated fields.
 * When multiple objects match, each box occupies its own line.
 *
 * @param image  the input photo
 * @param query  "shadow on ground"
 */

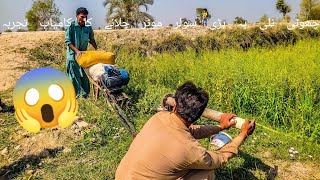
xmin=0 ymin=147 xmax=64 ymax=180
xmin=216 ymin=151 xmax=278 ymax=180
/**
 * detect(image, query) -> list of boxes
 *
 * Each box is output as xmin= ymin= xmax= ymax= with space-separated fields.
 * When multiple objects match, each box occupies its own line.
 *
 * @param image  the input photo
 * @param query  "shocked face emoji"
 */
xmin=13 ymin=68 xmax=78 ymax=133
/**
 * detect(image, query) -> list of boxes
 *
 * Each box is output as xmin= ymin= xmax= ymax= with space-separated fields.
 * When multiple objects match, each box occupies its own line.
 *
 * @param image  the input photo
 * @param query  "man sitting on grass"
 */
xmin=116 ymin=81 xmax=255 ymax=180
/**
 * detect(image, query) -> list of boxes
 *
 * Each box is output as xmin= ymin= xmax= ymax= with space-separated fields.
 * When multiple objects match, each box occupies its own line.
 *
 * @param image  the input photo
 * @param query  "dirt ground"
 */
xmin=263 ymin=159 xmax=320 ymax=179
xmin=0 ymin=31 xmax=64 ymax=92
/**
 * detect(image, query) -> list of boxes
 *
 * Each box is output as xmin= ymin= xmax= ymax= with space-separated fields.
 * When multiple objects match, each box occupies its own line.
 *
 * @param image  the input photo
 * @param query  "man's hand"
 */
xmin=162 ymin=94 xmax=174 ymax=107
xmin=75 ymin=50 xmax=82 ymax=59
xmin=240 ymin=119 xmax=255 ymax=139
xmin=219 ymin=113 xmax=237 ymax=130
xmin=161 ymin=94 xmax=174 ymax=111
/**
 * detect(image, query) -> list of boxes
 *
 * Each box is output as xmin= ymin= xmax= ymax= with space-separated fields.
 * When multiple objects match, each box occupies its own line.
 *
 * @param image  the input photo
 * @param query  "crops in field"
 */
xmin=115 ymin=39 xmax=320 ymax=142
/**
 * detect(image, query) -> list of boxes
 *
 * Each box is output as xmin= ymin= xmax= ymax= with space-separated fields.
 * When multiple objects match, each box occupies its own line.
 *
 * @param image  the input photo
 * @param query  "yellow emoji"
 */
xmin=13 ymin=68 xmax=78 ymax=133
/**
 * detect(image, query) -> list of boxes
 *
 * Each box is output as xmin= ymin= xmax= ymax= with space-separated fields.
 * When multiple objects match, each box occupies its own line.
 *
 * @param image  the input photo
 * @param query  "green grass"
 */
xmin=117 ymin=38 xmax=320 ymax=143
xmin=1 ymin=38 xmax=320 ymax=179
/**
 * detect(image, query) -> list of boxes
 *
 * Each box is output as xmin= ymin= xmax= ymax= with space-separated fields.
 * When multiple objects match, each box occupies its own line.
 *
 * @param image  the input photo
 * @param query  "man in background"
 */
xmin=202 ymin=8 xmax=209 ymax=26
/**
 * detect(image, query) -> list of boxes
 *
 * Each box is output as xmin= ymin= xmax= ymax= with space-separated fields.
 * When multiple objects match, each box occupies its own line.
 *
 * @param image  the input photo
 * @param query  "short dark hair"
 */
xmin=174 ymin=81 xmax=209 ymax=123
xmin=76 ymin=7 xmax=89 ymax=15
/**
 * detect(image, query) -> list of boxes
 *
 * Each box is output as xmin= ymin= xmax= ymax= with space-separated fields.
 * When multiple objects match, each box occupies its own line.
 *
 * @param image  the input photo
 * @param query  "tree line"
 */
xmin=21 ymin=0 xmax=320 ymax=31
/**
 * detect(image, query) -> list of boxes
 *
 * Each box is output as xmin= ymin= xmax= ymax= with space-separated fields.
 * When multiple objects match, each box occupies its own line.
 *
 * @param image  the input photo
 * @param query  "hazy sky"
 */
xmin=1 ymin=0 xmax=300 ymax=31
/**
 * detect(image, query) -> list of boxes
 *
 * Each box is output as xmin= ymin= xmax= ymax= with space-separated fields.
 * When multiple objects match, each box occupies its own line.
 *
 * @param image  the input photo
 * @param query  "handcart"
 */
xmin=85 ymin=70 xmax=136 ymax=137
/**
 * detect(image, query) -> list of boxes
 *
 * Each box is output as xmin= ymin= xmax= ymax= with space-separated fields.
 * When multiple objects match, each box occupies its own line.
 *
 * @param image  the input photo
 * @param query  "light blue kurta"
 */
xmin=65 ymin=20 xmax=95 ymax=98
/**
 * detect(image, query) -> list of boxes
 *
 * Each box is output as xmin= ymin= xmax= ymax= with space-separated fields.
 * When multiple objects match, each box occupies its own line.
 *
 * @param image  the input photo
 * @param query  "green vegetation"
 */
xmin=1 ymin=29 xmax=320 ymax=179
xmin=103 ymin=0 xmax=154 ymax=28
xmin=233 ymin=17 xmax=248 ymax=24
xmin=259 ymin=14 xmax=269 ymax=23
xmin=276 ymin=0 xmax=292 ymax=20
xmin=25 ymin=0 xmax=62 ymax=31
xmin=110 ymin=26 xmax=320 ymax=55
xmin=299 ymin=0 xmax=320 ymax=20
xmin=117 ymin=39 xmax=320 ymax=143
xmin=26 ymin=29 xmax=320 ymax=143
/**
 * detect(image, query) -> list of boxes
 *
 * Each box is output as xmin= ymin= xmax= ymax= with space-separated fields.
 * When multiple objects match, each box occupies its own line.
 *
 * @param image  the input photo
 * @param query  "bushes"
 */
xmin=111 ymin=25 xmax=320 ymax=56
xmin=153 ymin=34 xmax=191 ymax=53
xmin=193 ymin=35 xmax=221 ymax=52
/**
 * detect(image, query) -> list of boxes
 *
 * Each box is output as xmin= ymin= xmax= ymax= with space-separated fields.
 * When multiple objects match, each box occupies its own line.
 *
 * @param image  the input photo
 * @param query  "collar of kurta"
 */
xmin=74 ymin=20 xmax=80 ymax=27
xmin=169 ymin=112 xmax=190 ymax=131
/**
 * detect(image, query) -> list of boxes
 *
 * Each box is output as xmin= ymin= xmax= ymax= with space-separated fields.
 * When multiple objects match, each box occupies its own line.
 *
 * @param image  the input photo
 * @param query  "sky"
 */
xmin=0 ymin=0 xmax=300 ymax=31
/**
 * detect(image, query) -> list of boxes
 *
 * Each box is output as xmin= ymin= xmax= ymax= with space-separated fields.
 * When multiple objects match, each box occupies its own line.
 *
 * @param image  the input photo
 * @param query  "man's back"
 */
xmin=116 ymin=111 xmax=205 ymax=179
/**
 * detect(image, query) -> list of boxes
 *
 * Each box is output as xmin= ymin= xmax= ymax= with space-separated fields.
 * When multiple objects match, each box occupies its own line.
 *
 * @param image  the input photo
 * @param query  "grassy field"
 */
xmin=117 ymin=39 xmax=320 ymax=142
xmin=0 ymin=33 xmax=320 ymax=179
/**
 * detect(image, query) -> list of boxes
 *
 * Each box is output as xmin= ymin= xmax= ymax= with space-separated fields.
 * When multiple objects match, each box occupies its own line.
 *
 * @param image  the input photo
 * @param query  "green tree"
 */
xmin=311 ymin=6 xmax=320 ymax=19
xmin=25 ymin=0 xmax=61 ymax=31
xmin=195 ymin=8 xmax=211 ymax=25
xmin=103 ymin=0 xmax=154 ymax=28
xmin=195 ymin=18 xmax=201 ymax=25
xmin=276 ymin=0 xmax=292 ymax=20
xmin=26 ymin=10 xmax=39 ymax=31
xmin=284 ymin=15 xmax=291 ymax=22
xmin=16 ymin=29 xmax=27 ymax=32
xmin=233 ymin=17 xmax=247 ymax=24
xmin=259 ymin=14 xmax=269 ymax=23
xmin=181 ymin=18 xmax=192 ymax=25
xmin=300 ymin=0 xmax=320 ymax=20
xmin=221 ymin=19 xmax=228 ymax=25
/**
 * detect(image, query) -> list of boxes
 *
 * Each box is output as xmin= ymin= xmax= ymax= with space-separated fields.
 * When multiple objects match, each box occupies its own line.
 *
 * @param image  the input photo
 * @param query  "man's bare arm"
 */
xmin=68 ymin=44 xmax=82 ymax=59
xmin=90 ymin=41 xmax=98 ymax=50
